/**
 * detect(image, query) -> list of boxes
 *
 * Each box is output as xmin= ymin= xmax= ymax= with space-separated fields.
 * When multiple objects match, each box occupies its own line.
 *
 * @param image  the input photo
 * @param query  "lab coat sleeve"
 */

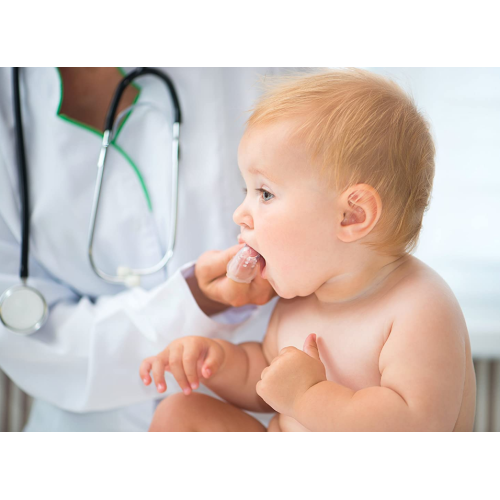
xmin=0 ymin=228 xmax=259 ymax=412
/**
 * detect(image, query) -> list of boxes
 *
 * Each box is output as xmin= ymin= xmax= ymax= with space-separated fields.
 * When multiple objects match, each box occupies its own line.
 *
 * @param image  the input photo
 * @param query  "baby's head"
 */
xmin=234 ymin=69 xmax=435 ymax=299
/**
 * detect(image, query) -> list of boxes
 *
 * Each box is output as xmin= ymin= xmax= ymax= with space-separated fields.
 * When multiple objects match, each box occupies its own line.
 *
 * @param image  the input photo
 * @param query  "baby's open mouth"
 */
xmin=245 ymin=244 xmax=267 ymax=276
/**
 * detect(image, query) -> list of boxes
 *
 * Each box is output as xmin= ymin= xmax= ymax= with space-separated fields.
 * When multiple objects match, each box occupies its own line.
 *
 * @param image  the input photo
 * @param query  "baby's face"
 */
xmin=234 ymin=121 xmax=342 ymax=299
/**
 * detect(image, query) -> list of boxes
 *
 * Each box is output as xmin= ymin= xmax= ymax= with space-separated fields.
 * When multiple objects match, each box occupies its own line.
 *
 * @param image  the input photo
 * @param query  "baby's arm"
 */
xmin=140 ymin=305 xmax=279 ymax=413
xmin=207 ymin=305 xmax=279 ymax=411
xmin=267 ymin=285 xmax=467 ymax=431
xmin=297 ymin=287 xmax=466 ymax=431
xmin=205 ymin=339 xmax=272 ymax=412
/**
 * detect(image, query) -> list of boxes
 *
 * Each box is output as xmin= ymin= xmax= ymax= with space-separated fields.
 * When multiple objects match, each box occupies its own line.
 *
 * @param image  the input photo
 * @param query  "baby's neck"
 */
xmin=314 ymin=252 xmax=410 ymax=305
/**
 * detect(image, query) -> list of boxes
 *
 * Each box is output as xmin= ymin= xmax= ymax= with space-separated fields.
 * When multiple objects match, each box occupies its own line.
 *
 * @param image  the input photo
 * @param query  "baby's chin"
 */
xmin=268 ymin=275 xmax=319 ymax=300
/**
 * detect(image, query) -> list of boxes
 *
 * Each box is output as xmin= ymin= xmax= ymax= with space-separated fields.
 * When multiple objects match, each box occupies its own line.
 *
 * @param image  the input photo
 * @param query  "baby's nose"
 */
xmin=233 ymin=203 xmax=254 ymax=229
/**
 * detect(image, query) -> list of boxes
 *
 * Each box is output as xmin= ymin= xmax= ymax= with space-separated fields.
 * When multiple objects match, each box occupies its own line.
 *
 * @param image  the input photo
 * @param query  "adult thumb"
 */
xmin=303 ymin=333 xmax=321 ymax=361
xmin=197 ymin=243 xmax=245 ymax=282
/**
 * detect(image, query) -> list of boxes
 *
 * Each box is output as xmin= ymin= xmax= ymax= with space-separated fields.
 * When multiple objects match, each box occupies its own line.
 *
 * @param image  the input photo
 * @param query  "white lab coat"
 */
xmin=0 ymin=67 xmax=280 ymax=431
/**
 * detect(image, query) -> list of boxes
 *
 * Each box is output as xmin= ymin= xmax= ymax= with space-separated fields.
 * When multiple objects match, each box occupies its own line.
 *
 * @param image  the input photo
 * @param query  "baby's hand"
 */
xmin=256 ymin=334 xmax=326 ymax=416
xmin=139 ymin=337 xmax=226 ymax=395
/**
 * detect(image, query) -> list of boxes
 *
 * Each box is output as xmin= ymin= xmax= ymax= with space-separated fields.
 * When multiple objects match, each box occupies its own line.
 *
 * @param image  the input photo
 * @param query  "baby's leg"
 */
xmin=149 ymin=392 xmax=267 ymax=432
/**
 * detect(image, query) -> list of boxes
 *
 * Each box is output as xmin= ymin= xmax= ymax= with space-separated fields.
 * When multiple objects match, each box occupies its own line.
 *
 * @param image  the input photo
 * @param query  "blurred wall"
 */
xmin=364 ymin=68 xmax=500 ymax=358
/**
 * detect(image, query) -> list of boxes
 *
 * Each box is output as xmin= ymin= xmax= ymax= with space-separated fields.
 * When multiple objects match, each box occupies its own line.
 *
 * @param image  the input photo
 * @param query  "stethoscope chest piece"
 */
xmin=0 ymin=284 xmax=48 ymax=335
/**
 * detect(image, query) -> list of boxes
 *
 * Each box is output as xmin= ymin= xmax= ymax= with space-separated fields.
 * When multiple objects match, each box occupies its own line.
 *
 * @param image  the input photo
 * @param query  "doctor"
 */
xmin=0 ymin=67 xmax=278 ymax=431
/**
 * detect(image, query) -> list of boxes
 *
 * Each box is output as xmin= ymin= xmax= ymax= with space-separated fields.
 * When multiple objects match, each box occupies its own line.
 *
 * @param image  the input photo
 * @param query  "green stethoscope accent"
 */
xmin=55 ymin=67 xmax=153 ymax=212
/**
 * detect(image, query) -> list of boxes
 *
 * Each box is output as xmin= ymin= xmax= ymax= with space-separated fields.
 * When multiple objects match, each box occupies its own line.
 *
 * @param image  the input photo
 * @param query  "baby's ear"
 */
xmin=337 ymin=184 xmax=382 ymax=243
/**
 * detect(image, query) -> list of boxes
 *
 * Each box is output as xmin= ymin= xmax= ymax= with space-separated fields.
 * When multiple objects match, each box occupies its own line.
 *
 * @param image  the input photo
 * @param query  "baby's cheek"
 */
xmin=264 ymin=221 xmax=323 ymax=294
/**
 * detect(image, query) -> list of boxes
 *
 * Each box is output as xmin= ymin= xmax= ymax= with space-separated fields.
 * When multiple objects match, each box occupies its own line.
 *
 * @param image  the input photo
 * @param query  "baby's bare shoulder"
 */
xmin=390 ymin=257 xmax=459 ymax=308
xmin=385 ymin=256 xmax=466 ymax=338
xmin=378 ymin=258 xmax=471 ymax=431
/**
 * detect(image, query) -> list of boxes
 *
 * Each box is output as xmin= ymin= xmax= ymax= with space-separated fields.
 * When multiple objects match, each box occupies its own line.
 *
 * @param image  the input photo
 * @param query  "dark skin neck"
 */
xmin=58 ymin=67 xmax=139 ymax=133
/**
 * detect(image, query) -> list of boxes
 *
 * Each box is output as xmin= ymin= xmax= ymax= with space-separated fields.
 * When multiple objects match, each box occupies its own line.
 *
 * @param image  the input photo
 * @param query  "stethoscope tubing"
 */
xmin=12 ymin=67 xmax=30 ymax=282
xmin=0 ymin=68 xmax=49 ymax=335
xmin=87 ymin=67 xmax=182 ymax=284
xmin=105 ymin=67 xmax=181 ymax=130
xmin=2 ymin=67 xmax=182 ymax=335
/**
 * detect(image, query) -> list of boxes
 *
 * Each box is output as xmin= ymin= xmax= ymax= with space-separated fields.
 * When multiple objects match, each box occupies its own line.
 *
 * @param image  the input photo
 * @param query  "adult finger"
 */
xmin=227 ymin=245 xmax=260 ymax=284
xmin=249 ymin=272 xmax=276 ymax=305
xmin=197 ymin=244 xmax=245 ymax=284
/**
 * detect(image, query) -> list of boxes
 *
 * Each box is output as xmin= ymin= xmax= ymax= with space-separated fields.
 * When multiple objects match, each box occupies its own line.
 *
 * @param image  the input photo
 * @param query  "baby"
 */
xmin=140 ymin=69 xmax=476 ymax=431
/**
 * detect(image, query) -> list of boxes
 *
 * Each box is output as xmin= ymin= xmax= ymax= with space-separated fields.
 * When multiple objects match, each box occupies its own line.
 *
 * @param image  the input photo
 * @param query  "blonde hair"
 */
xmin=247 ymin=68 xmax=436 ymax=256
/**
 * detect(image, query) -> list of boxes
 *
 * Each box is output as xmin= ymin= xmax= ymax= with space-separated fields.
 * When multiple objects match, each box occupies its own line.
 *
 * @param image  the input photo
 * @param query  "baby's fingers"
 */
xmin=152 ymin=357 xmax=168 ymax=393
xmin=182 ymin=345 xmax=201 ymax=391
xmin=169 ymin=345 xmax=192 ymax=395
xmin=139 ymin=357 xmax=154 ymax=385
xmin=201 ymin=342 xmax=224 ymax=379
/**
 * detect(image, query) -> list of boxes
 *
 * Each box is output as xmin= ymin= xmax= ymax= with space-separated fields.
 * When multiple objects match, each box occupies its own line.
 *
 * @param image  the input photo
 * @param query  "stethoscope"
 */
xmin=0 ymin=67 xmax=182 ymax=335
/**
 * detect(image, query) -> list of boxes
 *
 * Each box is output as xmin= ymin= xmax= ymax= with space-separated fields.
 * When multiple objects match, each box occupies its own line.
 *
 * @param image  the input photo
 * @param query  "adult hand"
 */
xmin=195 ymin=240 xmax=276 ymax=310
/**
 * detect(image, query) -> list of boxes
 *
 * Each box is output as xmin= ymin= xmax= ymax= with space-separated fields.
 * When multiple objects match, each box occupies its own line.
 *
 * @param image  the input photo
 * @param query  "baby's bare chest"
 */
xmin=275 ymin=300 xmax=393 ymax=391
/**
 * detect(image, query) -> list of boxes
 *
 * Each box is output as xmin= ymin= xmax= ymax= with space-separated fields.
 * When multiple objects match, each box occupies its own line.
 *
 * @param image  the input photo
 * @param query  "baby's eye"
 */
xmin=256 ymin=188 xmax=274 ymax=202
xmin=241 ymin=188 xmax=274 ymax=202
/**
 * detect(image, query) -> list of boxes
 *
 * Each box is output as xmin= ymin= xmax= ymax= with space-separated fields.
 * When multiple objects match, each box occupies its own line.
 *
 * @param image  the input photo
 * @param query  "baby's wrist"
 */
xmin=292 ymin=381 xmax=325 ymax=421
